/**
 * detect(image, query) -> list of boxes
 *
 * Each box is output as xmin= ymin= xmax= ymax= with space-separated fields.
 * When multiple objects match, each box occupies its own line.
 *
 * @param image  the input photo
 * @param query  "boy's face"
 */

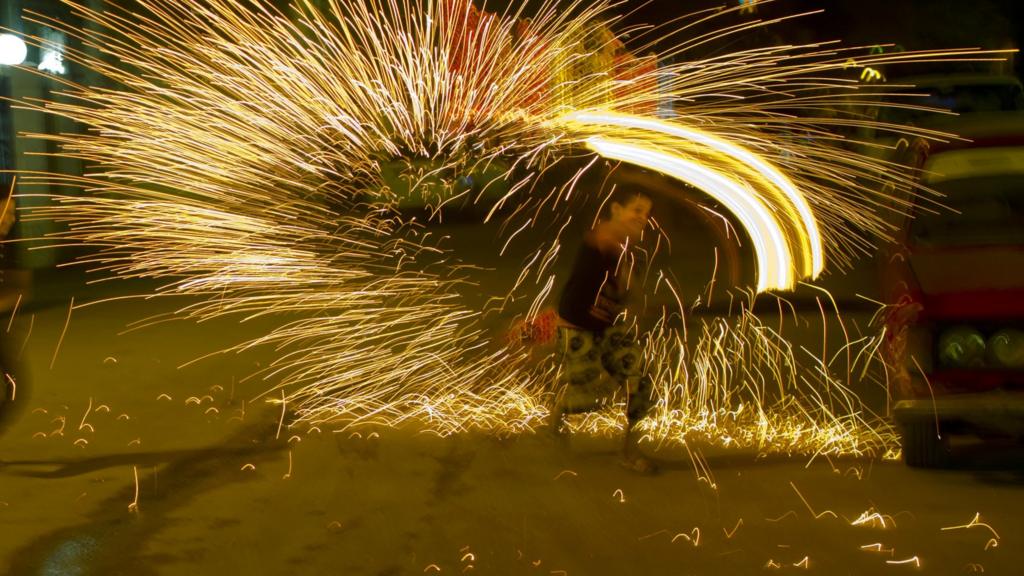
xmin=610 ymin=195 xmax=652 ymax=241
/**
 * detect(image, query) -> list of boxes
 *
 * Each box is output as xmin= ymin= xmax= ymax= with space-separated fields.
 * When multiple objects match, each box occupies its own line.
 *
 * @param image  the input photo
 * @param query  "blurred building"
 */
xmin=1 ymin=0 xmax=106 ymax=269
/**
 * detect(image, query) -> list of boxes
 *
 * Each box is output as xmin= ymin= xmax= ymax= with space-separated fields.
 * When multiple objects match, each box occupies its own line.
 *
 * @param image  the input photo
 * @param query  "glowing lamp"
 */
xmin=39 ymin=50 xmax=66 ymax=74
xmin=0 ymin=34 xmax=28 ymax=66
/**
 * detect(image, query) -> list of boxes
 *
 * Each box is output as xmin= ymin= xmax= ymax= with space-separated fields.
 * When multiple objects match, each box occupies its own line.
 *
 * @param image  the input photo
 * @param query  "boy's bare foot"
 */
xmin=546 ymin=402 xmax=569 ymax=438
xmin=622 ymin=426 xmax=657 ymax=474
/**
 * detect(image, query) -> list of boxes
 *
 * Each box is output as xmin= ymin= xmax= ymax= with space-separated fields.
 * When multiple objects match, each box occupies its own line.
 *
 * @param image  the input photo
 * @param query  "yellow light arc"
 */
xmin=557 ymin=111 xmax=825 ymax=292
xmin=586 ymin=137 xmax=790 ymax=292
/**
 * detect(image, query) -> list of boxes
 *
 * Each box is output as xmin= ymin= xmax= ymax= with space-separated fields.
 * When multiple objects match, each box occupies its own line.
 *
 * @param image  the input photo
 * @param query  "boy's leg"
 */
xmin=622 ymin=375 xmax=655 ymax=465
xmin=546 ymin=395 xmax=568 ymax=436
xmin=598 ymin=327 xmax=656 ymax=472
xmin=549 ymin=326 xmax=615 ymax=434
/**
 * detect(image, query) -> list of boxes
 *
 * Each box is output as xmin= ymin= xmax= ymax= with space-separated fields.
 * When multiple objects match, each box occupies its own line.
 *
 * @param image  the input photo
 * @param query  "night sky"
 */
xmin=618 ymin=0 xmax=1023 ymax=76
xmin=14 ymin=0 xmax=1024 ymax=77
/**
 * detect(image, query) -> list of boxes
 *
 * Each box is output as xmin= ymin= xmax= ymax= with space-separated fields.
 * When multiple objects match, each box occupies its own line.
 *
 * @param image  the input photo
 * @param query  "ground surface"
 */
xmin=0 ymin=271 xmax=1022 ymax=576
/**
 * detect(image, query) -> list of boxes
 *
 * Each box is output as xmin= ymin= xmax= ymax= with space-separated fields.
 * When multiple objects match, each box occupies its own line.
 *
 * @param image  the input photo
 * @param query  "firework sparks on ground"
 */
xmin=5 ymin=0 xmax=1009 ymax=456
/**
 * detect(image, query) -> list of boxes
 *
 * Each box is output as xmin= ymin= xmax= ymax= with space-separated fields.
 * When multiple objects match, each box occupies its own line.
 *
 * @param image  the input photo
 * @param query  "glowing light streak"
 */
xmin=128 ymin=465 xmax=140 ymax=513
xmin=50 ymin=415 xmax=66 ymax=437
xmin=561 ymin=111 xmax=824 ymax=280
xmin=860 ymin=543 xmax=895 ymax=556
xmin=886 ymin=556 xmax=921 ymax=567
xmin=10 ymin=0 xmax=1003 ymax=458
xmin=49 ymin=297 xmax=74 ymax=370
xmin=585 ymin=137 xmax=791 ymax=292
xmin=638 ymin=529 xmax=668 ymax=541
xmin=941 ymin=513 xmax=1000 ymax=542
xmin=276 ymin=389 xmax=287 ymax=440
xmin=723 ymin=518 xmax=744 ymax=538
xmin=860 ymin=67 xmax=885 ymax=82
xmin=790 ymin=482 xmax=838 ymax=520
xmin=684 ymin=444 xmax=718 ymax=489
xmin=18 ymin=314 xmax=33 ymax=361
xmin=671 ymin=528 xmax=700 ymax=546
xmin=911 ymin=356 xmax=942 ymax=441
xmin=851 ymin=509 xmax=895 ymax=529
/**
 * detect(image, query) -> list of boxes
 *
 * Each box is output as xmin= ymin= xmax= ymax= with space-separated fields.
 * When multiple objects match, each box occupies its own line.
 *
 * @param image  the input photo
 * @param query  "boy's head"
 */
xmin=604 ymin=186 xmax=652 ymax=241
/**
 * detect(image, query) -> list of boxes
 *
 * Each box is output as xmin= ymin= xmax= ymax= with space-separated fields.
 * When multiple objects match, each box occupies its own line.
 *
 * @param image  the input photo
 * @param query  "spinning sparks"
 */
xmin=556 ymin=110 xmax=823 ymax=291
xmin=7 ymin=0 xmax=1006 ymax=456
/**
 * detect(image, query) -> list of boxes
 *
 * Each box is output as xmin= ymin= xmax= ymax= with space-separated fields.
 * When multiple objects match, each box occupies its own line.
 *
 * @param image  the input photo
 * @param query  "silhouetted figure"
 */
xmin=548 ymin=186 xmax=657 ymax=474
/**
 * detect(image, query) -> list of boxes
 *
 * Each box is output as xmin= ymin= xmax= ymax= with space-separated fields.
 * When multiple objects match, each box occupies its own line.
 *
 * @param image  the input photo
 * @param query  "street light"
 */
xmin=0 ymin=33 xmax=27 ymax=66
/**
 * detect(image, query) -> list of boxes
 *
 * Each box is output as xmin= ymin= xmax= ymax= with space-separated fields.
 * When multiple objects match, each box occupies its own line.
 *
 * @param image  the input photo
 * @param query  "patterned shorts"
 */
xmin=556 ymin=324 xmax=655 ymax=423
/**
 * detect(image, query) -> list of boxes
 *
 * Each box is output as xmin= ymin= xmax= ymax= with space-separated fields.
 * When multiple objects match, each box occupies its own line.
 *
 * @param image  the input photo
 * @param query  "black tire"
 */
xmin=901 ymin=418 xmax=951 ymax=468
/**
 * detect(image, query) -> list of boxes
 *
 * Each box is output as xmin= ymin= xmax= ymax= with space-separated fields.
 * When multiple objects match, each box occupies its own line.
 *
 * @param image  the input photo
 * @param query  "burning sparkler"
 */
xmin=6 ymin=0 xmax=1008 ymax=456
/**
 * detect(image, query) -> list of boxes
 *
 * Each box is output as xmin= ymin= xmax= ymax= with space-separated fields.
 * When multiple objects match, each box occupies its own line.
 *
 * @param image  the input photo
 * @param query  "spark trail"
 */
xmin=8 ymin=0 xmax=1005 ymax=456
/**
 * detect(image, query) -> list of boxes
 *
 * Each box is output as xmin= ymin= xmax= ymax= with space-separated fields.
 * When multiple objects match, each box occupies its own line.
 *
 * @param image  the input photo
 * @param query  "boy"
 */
xmin=550 ymin=186 xmax=656 ymax=473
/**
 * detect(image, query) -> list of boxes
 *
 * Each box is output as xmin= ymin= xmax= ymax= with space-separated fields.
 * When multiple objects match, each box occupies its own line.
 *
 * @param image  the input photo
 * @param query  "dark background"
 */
xmin=619 ymin=0 xmax=1022 ymax=77
xmin=5 ymin=1 xmax=1022 ymax=76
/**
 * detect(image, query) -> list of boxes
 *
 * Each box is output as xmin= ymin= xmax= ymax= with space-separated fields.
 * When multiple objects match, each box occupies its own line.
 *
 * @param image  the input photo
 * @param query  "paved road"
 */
xmin=0 ymin=275 xmax=1022 ymax=575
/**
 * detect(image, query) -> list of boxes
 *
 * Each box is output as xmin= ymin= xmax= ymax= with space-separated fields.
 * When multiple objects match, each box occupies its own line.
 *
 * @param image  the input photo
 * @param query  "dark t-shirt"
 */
xmin=558 ymin=231 xmax=627 ymax=332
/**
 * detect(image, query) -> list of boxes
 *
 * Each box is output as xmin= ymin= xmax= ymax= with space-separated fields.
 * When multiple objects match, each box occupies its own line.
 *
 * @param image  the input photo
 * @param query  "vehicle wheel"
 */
xmin=901 ymin=418 xmax=950 ymax=468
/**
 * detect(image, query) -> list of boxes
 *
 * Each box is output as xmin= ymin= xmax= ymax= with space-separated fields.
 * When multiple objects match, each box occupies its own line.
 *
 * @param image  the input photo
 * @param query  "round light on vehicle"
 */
xmin=938 ymin=326 xmax=986 ymax=368
xmin=987 ymin=328 xmax=1024 ymax=369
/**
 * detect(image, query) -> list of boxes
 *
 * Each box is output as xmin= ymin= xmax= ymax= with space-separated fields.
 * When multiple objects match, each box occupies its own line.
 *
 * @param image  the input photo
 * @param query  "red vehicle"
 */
xmin=884 ymin=116 xmax=1024 ymax=467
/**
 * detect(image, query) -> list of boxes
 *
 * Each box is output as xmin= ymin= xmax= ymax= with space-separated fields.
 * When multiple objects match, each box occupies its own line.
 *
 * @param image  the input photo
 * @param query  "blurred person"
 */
xmin=548 ymin=185 xmax=657 ymax=474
